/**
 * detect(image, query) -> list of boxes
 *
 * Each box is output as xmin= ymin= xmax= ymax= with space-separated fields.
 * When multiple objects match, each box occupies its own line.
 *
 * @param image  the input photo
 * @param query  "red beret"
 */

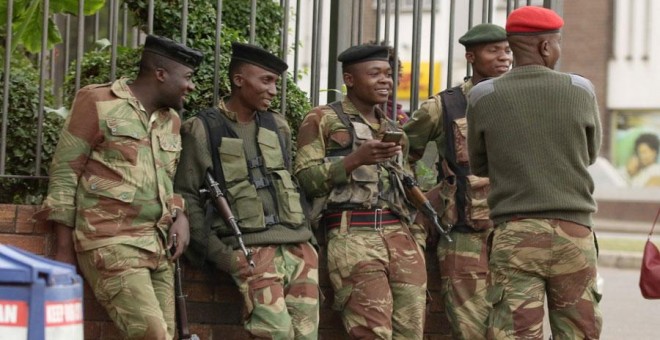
xmin=506 ymin=6 xmax=564 ymax=35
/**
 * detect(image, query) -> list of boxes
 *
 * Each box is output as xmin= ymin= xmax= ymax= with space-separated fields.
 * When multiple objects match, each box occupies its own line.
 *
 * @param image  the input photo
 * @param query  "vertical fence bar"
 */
xmin=213 ymin=0 xmax=223 ymax=106
xmin=75 ymin=0 xmax=85 ymax=92
xmin=410 ymin=0 xmax=421 ymax=111
xmin=181 ymin=0 xmax=188 ymax=45
xmin=482 ymin=0 xmax=488 ymax=23
xmin=391 ymin=0 xmax=399 ymax=121
xmin=147 ymin=0 xmax=154 ymax=34
xmin=293 ymin=0 xmax=301 ymax=83
xmin=357 ymin=0 xmax=363 ymax=44
xmin=527 ymin=0 xmax=532 ymax=5
xmin=280 ymin=0 xmax=290 ymax=116
xmin=310 ymin=0 xmax=323 ymax=106
xmin=488 ymin=0 xmax=493 ymax=22
xmin=35 ymin=0 xmax=50 ymax=175
xmin=507 ymin=0 xmax=512 ymax=15
xmin=514 ymin=0 xmax=520 ymax=9
xmin=110 ymin=0 xmax=119 ymax=81
xmin=122 ymin=2 xmax=128 ymax=46
xmin=375 ymin=0 xmax=381 ymax=42
xmin=447 ymin=0 xmax=456 ymax=88
xmin=428 ymin=0 xmax=437 ymax=96
xmin=250 ymin=0 xmax=257 ymax=44
xmin=384 ymin=0 xmax=390 ymax=44
xmin=64 ymin=15 xmax=71 ymax=82
xmin=466 ymin=0 xmax=474 ymax=77
xmin=350 ymin=1 xmax=355 ymax=45
xmin=642 ymin=0 xmax=650 ymax=60
xmin=0 ymin=0 xmax=13 ymax=174
xmin=94 ymin=12 xmax=99 ymax=41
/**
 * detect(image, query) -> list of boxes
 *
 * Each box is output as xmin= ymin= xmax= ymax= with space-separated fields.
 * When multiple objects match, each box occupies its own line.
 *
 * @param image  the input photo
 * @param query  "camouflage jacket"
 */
xmin=294 ymin=97 xmax=417 ymax=223
xmin=38 ymin=79 xmax=184 ymax=252
xmin=404 ymin=80 xmax=473 ymax=165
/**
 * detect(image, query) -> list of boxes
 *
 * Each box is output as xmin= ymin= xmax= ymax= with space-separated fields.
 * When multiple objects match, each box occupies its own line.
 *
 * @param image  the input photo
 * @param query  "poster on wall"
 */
xmin=613 ymin=111 xmax=660 ymax=188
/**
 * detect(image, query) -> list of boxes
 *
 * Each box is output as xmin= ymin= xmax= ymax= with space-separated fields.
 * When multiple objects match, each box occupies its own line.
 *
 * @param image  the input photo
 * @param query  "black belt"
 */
xmin=323 ymin=209 xmax=401 ymax=230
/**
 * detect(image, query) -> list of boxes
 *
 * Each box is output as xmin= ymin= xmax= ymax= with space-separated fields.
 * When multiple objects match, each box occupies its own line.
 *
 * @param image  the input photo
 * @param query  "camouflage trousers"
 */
xmin=487 ymin=219 xmax=602 ymax=340
xmin=437 ymin=228 xmax=491 ymax=340
xmin=77 ymin=242 xmax=174 ymax=340
xmin=230 ymin=242 xmax=319 ymax=339
xmin=327 ymin=220 xmax=427 ymax=339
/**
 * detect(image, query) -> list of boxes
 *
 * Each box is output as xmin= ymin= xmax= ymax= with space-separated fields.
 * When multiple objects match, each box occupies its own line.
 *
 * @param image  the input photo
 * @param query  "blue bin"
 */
xmin=0 ymin=244 xmax=83 ymax=340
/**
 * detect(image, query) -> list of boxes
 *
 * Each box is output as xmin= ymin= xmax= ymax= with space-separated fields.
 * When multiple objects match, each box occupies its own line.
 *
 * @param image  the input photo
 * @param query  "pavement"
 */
xmin=596 ymin=220 xmax=647 ymax=270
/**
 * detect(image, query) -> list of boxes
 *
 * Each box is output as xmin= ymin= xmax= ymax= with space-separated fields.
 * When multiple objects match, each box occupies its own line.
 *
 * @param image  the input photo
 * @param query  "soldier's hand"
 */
xmin=343 ymin=139 xmax=402 ymax=173
xmin=168 ymin=210 xmax=190 ymax=260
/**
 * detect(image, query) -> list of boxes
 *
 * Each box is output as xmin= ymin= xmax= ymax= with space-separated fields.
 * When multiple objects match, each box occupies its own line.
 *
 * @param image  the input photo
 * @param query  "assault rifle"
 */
xmin=204 ymin=171 xmax=256 ymax=268
xmin=402 ymin=174 xmax=453 ymax=242
xmin=172 ymin=234 xmax=199 ymax=340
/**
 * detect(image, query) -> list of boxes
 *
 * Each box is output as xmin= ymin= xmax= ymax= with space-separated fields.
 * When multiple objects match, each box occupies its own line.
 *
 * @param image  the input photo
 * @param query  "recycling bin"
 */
xmin=0 ymin=244 xmax=83 ymax=340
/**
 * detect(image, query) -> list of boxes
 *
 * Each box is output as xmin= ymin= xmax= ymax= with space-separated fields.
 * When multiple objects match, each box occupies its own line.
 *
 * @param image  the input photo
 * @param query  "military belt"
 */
xmin=323 ymin=209 xmax=400 ymax=231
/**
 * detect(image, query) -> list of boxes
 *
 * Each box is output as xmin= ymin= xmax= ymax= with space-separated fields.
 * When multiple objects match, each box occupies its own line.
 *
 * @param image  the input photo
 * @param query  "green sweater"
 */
xmin=466 ymin=65 xmax=602 ymax=227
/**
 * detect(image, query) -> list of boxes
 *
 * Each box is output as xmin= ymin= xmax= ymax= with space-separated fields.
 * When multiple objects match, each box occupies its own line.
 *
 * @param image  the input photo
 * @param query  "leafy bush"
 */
xmin=66 ymin=0 xmax=311 ymax=136
xmin=0 ymin=53 xmax=63 ymax=203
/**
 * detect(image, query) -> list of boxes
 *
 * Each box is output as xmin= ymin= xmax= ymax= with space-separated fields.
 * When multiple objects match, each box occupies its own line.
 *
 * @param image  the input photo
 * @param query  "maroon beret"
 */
xmin=506 ymin=6 xmax=564 ymax=35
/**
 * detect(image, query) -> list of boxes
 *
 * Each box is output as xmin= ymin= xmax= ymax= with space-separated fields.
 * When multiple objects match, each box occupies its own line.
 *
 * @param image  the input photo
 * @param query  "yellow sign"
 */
xmin=396 ymin=61 xmax=442 ymax=100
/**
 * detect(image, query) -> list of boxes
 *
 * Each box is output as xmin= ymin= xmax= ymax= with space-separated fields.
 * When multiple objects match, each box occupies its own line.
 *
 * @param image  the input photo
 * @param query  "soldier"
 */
xmin=294 ymin=44 xmax=427 ymax=339
xmin=36 ymin=35 xmax=202 ymax=339
xmin=403 ymin=23 xmax=511 ymax=339
xmin=467 ymin=6 xmax=602 ymax=339
xmin=174 ymin=42 xmax=319 ymax=339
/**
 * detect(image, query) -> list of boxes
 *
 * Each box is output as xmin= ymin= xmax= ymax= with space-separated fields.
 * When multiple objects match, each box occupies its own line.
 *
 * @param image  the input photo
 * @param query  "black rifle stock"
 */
xmin=204 ymin=171 xmax=256 ymax=268
xmin=172 ymin=234 xmax=199 ymax=340
xmin=402 ymin=174 xmax=453 ymax=242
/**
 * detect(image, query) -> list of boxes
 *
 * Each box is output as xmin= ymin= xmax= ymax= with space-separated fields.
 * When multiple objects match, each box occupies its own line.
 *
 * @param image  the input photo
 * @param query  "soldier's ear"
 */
xmin=155 ymin=67 xmax=167 ymax=82
xmin=343 ymin=72 xmax=354 ymax=88
xmin=539 ymin=39 xmax=551 ymax=57
xmin=465 ymin=51 xmax=475 ymax=65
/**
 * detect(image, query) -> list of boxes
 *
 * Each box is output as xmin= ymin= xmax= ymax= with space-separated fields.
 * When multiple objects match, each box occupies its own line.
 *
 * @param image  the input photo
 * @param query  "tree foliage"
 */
xmin=0 ymin=0 xmax=106 ymax=53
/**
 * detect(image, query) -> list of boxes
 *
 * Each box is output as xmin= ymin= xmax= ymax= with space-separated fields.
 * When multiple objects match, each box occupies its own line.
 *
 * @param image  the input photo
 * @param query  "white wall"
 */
xmin=608 ymin=0 xmax=660 ymax=110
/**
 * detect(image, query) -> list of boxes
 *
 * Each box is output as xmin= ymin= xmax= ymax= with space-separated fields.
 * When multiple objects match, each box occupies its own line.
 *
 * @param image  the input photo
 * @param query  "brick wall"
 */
xmin=0 ymin=204 xmax=452 ymax=339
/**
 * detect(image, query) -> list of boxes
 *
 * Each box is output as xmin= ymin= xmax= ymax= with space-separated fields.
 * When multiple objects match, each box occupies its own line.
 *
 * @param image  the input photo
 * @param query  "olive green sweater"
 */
xmin=466 ymin=65 xmax=602 ymax=227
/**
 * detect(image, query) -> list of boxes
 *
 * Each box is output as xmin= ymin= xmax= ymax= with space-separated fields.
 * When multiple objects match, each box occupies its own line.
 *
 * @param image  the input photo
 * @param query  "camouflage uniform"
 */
xmin=487 ymin=219 xmax=601 ymax=339
xmin=174 ymin=102 xmax=319 ymax=339
xmin=295 ymin=98 xmax=427 ymax=339
xmin=38 ymin=79 xmax=184 ymax=339
xmin=405 ymin=80 xmax=491 ymax=339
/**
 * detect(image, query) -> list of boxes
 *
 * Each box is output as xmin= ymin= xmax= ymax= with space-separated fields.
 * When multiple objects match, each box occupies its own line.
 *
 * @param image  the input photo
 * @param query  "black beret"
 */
xmin=459 ymin=24 xmax=507 ymax=47
xmin=231 ymin=42 xmax=288 ymax=74
xmin=143 ymin=35 xmax=203 ymax=69
xmin=338 ymin=44 xmax=389 ymax=66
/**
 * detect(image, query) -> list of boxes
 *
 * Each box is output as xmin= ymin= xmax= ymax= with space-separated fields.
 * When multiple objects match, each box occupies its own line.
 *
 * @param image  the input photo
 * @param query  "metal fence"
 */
xmin=0 ymin=0 xmax=557 ymax=188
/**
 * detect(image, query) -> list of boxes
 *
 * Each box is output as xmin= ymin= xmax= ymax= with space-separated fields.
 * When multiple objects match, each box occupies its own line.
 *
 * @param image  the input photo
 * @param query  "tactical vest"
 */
xmin=197 ymin=108 xmax=305 ymax=235
xmin=436 ymin=86 xmax=493 ymax=232
xmin=321 ymin=101 xmax=413 ymax=221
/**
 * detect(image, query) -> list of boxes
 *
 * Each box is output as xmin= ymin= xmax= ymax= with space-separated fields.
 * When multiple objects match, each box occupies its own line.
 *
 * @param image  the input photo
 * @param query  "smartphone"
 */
xmin=381 ymin=131 xmax=403 ymax=144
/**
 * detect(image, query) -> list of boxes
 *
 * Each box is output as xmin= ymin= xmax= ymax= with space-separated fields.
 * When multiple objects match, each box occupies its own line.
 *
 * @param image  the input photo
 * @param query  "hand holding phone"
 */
xmin=381 ymin=131 xmax=403 ymax=144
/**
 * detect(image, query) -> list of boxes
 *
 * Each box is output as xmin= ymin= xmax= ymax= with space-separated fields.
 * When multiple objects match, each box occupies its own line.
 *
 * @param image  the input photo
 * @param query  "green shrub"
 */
xmin=65 ymin=0 xmax=311 ymax=136
xmin=0 ymin=54 xmax=63 ymax=203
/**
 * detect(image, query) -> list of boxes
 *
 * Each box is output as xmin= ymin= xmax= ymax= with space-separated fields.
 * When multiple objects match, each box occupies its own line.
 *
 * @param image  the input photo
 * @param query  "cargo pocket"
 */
xmin=486 ymin=283 xmax=505 ymax=311
xmin=219 ymin=138 xmax=249 ymax=182
xmin=87 ymin=247 xmax=124 ymax=303
xmin=158 ymin=133 xmax=182 ymax=179
xmin=272 ymin=170 xmax=305 ymax=227
xmin=451 ymin=117 xmax=469 ymax=166
xmin=226 ymin=180 xmax=266 ymax=233
xmin=467 ymin=175 xmax=492 ymax=231
xmin=332 ymin=285 xmax=354 ymax=312
xmin=104 ymin=118 xmax=146 ymax=166
xmin=257 ymin=127 xmax=285 ymax=170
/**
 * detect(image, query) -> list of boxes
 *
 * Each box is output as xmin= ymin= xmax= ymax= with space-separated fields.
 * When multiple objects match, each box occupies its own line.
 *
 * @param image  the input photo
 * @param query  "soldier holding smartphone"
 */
xmin=294 ymin=44 xmax=427 ymax=339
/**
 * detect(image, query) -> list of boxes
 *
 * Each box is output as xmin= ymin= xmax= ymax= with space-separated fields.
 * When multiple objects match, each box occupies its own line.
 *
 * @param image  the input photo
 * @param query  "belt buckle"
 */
xmin=374 ymin=208 xmax=383 ymax=231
